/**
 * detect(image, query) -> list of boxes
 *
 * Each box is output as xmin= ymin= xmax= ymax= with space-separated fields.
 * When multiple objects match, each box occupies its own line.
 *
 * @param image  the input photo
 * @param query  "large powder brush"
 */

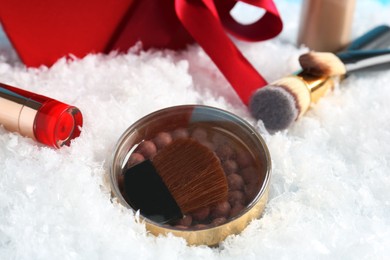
xmin=249 ymin=25 xmax=390 ymax=132
xmin=249 ymin=72 xmax=333 ymax=132
xmin=123 ymin=138 xmax=228 ymax=224
xmin=249 ymin=49 xmax=390 ymax=132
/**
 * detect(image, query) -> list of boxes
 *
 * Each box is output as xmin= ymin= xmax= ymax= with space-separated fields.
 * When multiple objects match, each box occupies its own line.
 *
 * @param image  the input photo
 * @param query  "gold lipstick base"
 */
xmin=0 ymin=96 xmax=39 ymax=140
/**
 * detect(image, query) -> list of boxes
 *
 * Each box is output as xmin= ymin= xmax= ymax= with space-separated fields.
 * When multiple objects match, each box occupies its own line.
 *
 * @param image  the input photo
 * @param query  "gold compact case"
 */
xmin=109 ymin=105 xmax=271 ymax=246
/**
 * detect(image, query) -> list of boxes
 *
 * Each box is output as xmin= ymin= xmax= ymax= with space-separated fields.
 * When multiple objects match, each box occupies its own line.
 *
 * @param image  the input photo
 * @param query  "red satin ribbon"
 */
xmin=175 ymin=0 xmax=283 ymax=105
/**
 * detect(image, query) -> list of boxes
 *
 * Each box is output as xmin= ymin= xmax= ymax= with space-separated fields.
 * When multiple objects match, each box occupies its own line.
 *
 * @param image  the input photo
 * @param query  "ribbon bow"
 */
xmin=0 ymin=0 xmax=282 ymax=105
xmin=176 ymin=0 xmax=283 ymax=104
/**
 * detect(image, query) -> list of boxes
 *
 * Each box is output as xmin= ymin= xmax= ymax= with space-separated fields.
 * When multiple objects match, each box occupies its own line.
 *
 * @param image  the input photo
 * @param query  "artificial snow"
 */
xmin=1 ymin=0 xmax=390 ymax=259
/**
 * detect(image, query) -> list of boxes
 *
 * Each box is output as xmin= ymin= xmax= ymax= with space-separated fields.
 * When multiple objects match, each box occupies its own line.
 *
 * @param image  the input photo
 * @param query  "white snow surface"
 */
xmin=1 ymin=1 xmax=390 ymax=259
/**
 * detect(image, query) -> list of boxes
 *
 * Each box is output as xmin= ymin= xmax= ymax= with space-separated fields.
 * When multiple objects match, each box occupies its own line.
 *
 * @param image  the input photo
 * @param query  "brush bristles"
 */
xmin=299 ymin=51 xmax=346 ymax=76
xmin=250 ymin=85 xmax=298 ymax=132
xmin=250 ymin=76 xmax=311 ymax=132
xmin=153 ymin=138 xmax=228 ymax=214
xmin=272 ymin=77 xmax=311 ymax=118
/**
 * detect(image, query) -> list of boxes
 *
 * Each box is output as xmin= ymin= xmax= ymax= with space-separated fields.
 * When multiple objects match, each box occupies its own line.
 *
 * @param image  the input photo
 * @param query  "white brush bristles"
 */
xmin=299 ymin=52 xmax=347 ymax=76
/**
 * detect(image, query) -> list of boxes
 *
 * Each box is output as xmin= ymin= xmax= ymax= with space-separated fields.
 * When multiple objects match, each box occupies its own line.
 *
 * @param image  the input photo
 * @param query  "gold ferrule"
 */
xmin=296 ymin=72 xmax=335 ymax=103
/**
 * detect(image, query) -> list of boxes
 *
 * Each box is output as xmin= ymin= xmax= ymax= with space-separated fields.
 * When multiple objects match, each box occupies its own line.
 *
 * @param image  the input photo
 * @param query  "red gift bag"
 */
xmin=0 ymin=0 xmax=135 ymax=67
xmin=0 ymin=0 xmax=282 ymax=105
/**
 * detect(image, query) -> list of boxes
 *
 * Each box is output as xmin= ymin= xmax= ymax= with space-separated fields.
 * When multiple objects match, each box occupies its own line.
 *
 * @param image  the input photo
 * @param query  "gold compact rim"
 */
xmin=109 ymin=105 xmax=272 ymax=246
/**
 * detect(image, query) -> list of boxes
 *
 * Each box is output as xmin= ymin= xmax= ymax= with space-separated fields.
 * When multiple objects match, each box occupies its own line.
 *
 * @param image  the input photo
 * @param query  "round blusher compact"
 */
xmin=110 ymin=105 xmax=271 ymax=246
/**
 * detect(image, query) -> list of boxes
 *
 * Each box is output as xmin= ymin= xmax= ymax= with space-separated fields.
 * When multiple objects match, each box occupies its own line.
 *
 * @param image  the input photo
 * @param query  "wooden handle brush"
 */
xmin=249 ymin=49 xmax=390 ymax=132
xmin=123 ymin=138 xmax=228 ymax=224
xmin=249 ymin=71 xmax=333 ymax=132
xmin=248 ymin=25 xmax=390 ymax=133
xmin=299 ymin=49 xmax=390 ymax=77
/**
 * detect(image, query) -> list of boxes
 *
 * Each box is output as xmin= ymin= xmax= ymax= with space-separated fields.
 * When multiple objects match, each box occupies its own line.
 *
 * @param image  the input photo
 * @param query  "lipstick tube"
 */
xmin=0 ymin=82 xmax=83 ymax=148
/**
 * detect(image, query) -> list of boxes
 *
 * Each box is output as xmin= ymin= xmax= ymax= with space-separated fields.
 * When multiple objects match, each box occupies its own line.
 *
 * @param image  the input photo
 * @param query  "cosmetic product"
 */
xmin=246 ymin=24 xmax=387 ymax=129
xmin=249 ymin=24 xmax=390 ymax=133
xmin=249 ymin=48 xmax=390 ymax=132
xmin=110 ymin=105 xmax=271 ymax=246
xmin=249 ymin=72 xmax=333 ymax=132
xmin=297 ymin=0 xmax=356 ymax=52
xmin=0 ymin=82 xmax=83 ymax=148
xmin=299 ymin=49 xmax=390 ymax=76
xmin=124 ymin=138 xmax=228 ymax=223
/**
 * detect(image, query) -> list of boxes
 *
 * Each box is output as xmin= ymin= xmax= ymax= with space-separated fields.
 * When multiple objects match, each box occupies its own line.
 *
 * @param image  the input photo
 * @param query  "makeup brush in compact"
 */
xmin=123 ymin=138 xmax=228 ymax=224
xmin=249 ymin=49 xmax=390 ymax=132
xmin=299 ymin=49 xmax=390 ymax=77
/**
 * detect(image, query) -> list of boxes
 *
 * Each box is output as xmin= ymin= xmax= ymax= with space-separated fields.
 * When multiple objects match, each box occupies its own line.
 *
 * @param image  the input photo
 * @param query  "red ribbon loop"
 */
xmin=175 ymin=0 xmax=283 ymax=105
